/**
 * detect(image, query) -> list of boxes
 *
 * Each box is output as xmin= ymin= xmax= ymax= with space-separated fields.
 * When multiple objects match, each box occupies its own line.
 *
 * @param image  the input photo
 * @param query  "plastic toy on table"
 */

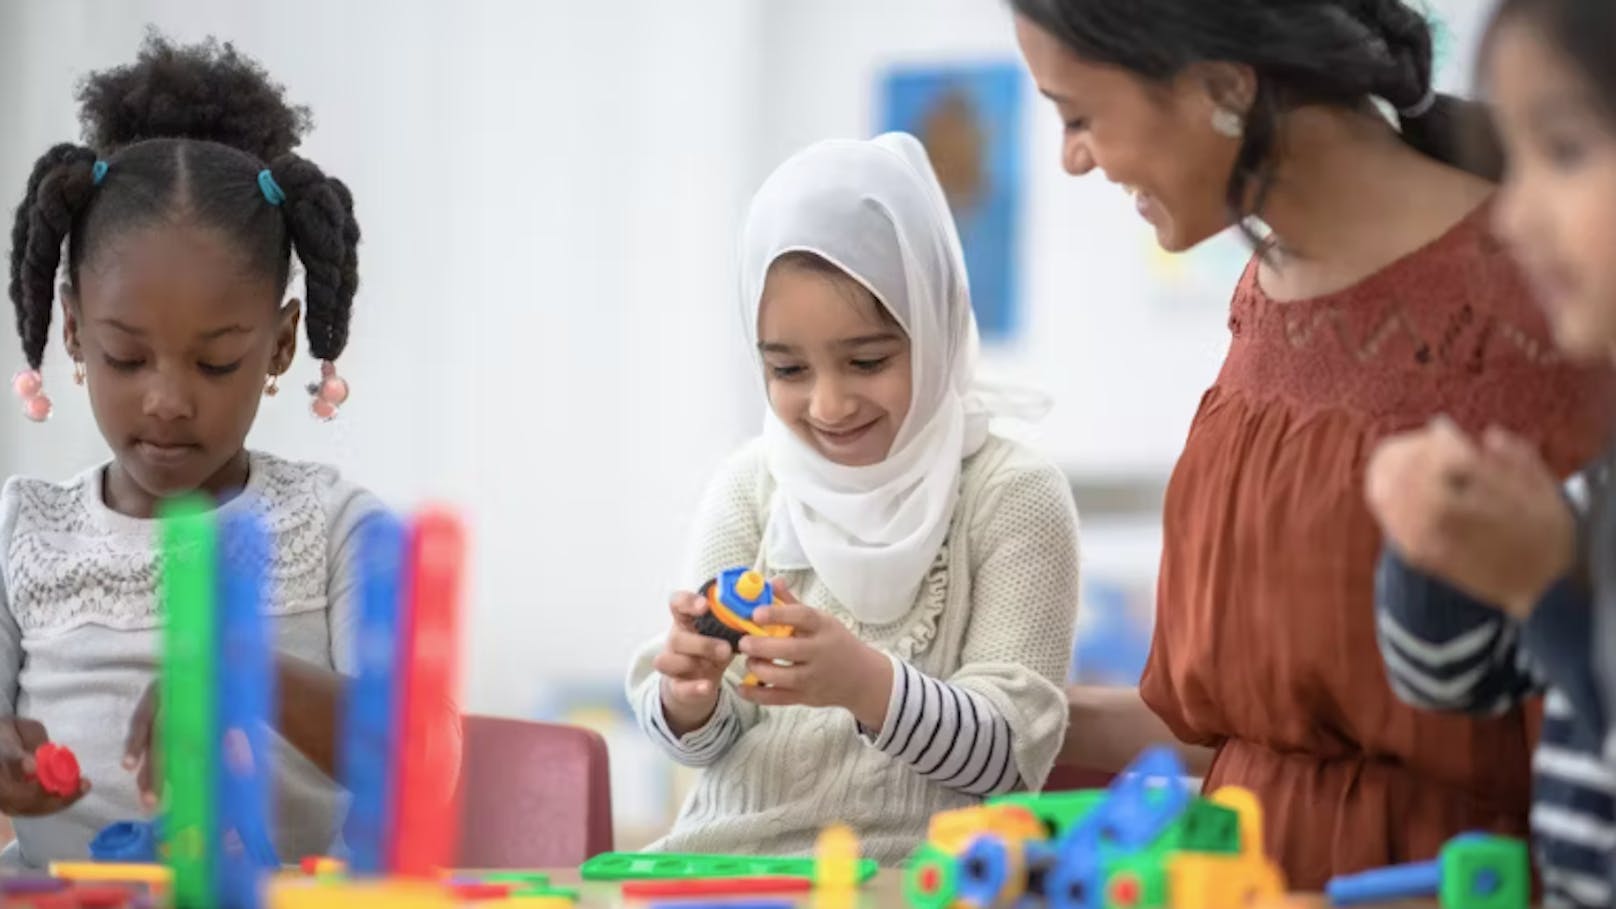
xmin=905 ymin=746 xmax=1284 ymax=909
xmin=1324 ymin=833 xmax=1528 ymax=909
xmin=580 ymin=851 xmax=880 ymax=884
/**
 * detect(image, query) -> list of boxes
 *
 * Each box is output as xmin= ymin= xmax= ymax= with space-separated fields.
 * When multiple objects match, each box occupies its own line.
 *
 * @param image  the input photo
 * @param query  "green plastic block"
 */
xmin=1101 ymin=854 xmax=1169 ymax=909
xmin=579 ymin=851 xmax=878 ymax=883
xmin=515 ymin=886 xmax=580 ymax=900
xmin=903 ymin=843 xmax=958 ymax=909
xmin=989 ymin=790 xmax=1109 ymax=838
xmin=482 ymin=872 xmax=551 ymax=887
xmin=160 ymin=496 xmax=217 ymax=909
xmin=1173 ymin=800 xmax=1242 ymax=854
xmin=1438 ymin=835 xmax=1529 ymax=909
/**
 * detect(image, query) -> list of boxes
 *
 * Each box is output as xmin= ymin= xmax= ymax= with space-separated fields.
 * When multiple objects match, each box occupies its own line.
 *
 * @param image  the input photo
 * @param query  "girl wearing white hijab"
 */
xmin=628 ymin=133 xmax=1079 ymax=863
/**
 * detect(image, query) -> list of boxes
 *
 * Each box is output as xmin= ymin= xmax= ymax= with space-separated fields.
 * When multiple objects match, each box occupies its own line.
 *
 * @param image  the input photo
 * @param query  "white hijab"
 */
xmin=739 ymin=132 xmax=1045 ymax=625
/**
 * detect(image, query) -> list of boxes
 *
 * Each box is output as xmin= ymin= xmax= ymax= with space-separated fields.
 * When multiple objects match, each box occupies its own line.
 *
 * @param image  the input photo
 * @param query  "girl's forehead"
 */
xmin=77 ymin=224 xmax=282 ymax=329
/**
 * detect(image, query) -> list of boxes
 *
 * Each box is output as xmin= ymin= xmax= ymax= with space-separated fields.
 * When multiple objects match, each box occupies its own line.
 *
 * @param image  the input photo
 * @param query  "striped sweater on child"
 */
xmin=1376 ymin=475 xmax=1615 ymax=908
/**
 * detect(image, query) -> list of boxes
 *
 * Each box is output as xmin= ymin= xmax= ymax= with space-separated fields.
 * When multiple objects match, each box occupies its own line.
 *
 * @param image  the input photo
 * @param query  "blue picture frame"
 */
xmin=880 ymin=62 xmax=1025 ymax=342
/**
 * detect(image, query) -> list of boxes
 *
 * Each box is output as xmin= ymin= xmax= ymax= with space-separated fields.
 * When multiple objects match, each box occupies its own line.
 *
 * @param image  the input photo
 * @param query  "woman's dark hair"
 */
xmin=1485 ymin=0 xmax=1616 ymax=117
xmin=6 ymin=31 xmax=360 ymax=372
xmin=1010 ymin=0 xmax=1505 ymax=232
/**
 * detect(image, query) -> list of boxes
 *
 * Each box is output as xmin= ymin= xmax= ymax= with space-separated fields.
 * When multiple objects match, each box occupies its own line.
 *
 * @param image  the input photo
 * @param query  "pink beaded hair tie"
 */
xmin=12 ymin=369 xmax=51 ymax=422
xmin=307 ymin=360 xmax=350 ymax=421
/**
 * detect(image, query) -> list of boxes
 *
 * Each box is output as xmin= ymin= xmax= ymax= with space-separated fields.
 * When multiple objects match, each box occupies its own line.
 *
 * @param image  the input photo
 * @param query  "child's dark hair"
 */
xmin=1009 ymin=0 xmax=1505 ymax=235
xmin=6 ymin=32 xmax=360 ymax=372
xmin=769 ymin=251 xmax=902 ymax=330
xmin=1485 ymin=0 xmax=1616 ymax=117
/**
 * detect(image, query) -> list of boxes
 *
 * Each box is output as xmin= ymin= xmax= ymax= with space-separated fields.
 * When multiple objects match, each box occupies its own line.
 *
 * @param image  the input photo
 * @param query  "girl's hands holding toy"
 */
xmin=738 ymin=584 xmax=894 ymax=729
xmin=1366 ymin=416 xmax=1575 ymax=619
xmin=0 ymin=716 xmax=89 ymax=816
xmin=655 ymin=590 xmax=734 ymax=736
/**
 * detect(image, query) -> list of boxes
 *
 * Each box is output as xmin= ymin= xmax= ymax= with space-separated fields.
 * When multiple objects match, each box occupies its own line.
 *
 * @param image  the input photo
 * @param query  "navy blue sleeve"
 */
xmin=1374 ymin=547 xmax=1547 ymax=715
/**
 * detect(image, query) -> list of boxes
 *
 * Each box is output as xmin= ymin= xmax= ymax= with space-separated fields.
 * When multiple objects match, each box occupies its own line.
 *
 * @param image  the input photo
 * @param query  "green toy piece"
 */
xmin=579 ymin=851 xmax=878 ymax=883
xmin=159 ymin=496 xmax=217 ymax=908
xmin=903 ymin=842 xmax=959 ymax=909
xmin=1438 ymin=834 xmax=1530 ymax=909
xmin=481 ymin=871 xmax=551 ymax=887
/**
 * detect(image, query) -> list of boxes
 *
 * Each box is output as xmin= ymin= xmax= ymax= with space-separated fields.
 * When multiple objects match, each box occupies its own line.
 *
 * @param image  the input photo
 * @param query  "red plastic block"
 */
xmin=622 ymin=877 xmax=816 ymax=898
xmin=448 ymin=881 xmax=515 ymax=900
xmin=389 ymin=510 xmax=467 ymax=877
xmin=34 ymin=743 xmax=80 ymax=797
xmin=71 ymin=884 xmax=136 ymax=907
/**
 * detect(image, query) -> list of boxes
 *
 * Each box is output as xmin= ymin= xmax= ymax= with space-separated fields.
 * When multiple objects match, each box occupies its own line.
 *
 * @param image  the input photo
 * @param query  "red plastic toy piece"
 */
xmin=389 ymin=510 xmax=467 ymax=877
xmin=621 ymin=877 xmax=816 ymax=898
xmin=33 ymin=743 xmax=80 ymax=797
xmin=71 ymin=885 xmax=136 ymax=908
xmin=447 ymin=882 xmax=515 ymax=901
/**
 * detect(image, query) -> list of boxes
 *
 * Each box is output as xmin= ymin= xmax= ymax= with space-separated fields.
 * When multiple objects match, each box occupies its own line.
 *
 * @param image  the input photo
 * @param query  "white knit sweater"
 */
xmin=627 ymin=434 xmax=1079 ymax=864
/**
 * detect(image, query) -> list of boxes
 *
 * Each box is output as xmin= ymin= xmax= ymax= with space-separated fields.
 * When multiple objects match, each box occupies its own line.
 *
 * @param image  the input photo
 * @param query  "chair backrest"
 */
xmin=455 ymin=715 xmax=613 ymax=868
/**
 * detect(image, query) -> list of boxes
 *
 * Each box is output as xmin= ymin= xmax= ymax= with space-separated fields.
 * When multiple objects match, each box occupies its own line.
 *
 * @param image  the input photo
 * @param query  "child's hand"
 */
xmin=1367 ymin=417 xmax=1575 ymax=619
xmin=737 ymin=584 xmax=894 ymax=729
xmin=0 ymin=716 xmax=90 ymax=816
xmin=654 ymin=590 xmax=734 ymax=736
xmin=122 ymin=681 xmax=161 ymax=810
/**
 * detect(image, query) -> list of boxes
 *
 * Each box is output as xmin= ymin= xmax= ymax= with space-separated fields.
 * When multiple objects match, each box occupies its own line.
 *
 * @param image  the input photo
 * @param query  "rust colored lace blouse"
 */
xmin=1141 ymin=205 xmax=1616 ymax=889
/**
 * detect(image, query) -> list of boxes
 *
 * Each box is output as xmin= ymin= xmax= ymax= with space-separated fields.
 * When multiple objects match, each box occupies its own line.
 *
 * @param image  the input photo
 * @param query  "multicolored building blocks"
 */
xmin=905 ymin=747 xmax=1284 ymax=909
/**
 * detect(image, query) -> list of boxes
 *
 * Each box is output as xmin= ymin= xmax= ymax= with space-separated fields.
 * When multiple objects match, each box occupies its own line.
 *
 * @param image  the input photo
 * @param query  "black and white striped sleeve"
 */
xmin=1375 ymin=547 xmax=1550 ymax=715
xmin=862 ymin=655 xmax=1022 ymax=796
xmin=638 ymin=679 xmax=745 ymax=768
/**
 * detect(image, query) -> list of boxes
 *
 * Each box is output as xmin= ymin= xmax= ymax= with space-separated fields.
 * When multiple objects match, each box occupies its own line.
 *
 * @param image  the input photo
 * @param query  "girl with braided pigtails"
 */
xmin=0 ymin=34 xmax=458 ymax=867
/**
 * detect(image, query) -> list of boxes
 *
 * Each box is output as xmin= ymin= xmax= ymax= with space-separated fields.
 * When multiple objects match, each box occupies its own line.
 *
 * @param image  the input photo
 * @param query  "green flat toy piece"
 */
xmin=579 ymin=851 xmax=878 ymax=883
xmin=160 ymin=496 xmax=217 ymax=908
xmin=481 ymin=872 xmax=551 ymax=887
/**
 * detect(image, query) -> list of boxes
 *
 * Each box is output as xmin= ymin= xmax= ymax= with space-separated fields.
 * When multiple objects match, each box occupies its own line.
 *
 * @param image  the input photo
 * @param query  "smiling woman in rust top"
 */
xmin=1012 ymin=0 xmax=1616 ymax=890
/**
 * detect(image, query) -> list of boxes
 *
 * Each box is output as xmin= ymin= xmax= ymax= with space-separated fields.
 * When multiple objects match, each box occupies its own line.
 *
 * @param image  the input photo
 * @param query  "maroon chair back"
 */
xmin=455 ymin=715 xmax=613 ymax=868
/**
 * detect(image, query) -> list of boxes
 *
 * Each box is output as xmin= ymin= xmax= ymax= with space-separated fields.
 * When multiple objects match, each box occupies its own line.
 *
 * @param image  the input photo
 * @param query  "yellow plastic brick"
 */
xmin=1167 ymin=853 xmax=1285 ymax=909
xmin=49 ymin=861 xmax=171 ymax=887
xmin=816 ymin=823 xmax=860 ymax=890
xmin=267 ymin=878 xmax=453 ymax=909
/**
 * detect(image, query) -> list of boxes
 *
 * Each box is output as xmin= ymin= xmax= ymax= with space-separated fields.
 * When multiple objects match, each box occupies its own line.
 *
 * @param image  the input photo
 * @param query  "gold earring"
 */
xmin=72 ymin=361 xmax=85 ymax=386
xmin=264 ymin=373 xmax=280 ymax=397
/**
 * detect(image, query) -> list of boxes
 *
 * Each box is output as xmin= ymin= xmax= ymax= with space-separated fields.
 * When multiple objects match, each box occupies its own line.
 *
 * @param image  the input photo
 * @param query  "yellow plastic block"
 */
xmin=1167 ymin=853 xmax=1285 ymax=909
xmin=925 ymin=804 xmax=1044 ymax=855
xmin=49 ymin=861 xmax=171 ymax=887
xmin=816 ymin=823 xmax=860 ymax=890
xmin=267 ymin=878 xmax=453 ymax=909
xmin=1208 ymin=785 xmax=1267 ymax=860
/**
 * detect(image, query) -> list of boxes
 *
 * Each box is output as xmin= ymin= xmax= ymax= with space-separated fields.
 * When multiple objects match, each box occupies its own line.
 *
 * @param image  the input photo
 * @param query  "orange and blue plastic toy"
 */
xmin=695 ymin=567 xmax=793 ymax=685
xmin=695 ymin=567 xmax=790 ymax=647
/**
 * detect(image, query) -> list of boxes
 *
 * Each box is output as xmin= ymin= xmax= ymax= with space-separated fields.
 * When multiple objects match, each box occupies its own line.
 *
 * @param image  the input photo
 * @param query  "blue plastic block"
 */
xmin=1095 ymin=747 xmax=1191 ymax=849
xmin=89 ymin=819 xmax=160 ymax=862
xmin=1327 ymin=860 xmax=1440 ymax=904
xmin=216 ymin=511 xmax=279 ymax=909
xmin=957 ymin=834 xmax=1016 ymax=909
xmin=341 ymin=512 xmax=407 ymax=874
xmin=715 ymin=566 xmax=773 ymax=620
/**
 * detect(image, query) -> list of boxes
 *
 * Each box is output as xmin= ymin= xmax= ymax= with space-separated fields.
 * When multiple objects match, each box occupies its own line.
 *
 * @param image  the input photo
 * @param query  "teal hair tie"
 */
xmin=257 ymin=169 xmax=286 ymax=206
xmin=91 ymin=161 xmax=109 ymax=186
